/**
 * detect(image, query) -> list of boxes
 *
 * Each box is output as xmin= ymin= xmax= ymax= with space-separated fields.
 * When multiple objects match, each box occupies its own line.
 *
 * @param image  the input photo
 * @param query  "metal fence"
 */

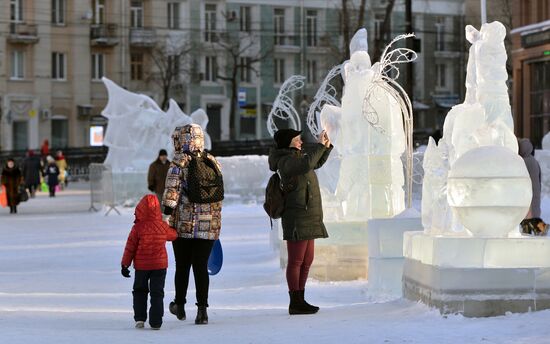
xmin=88 ymin=163 xmax=120 ymax=215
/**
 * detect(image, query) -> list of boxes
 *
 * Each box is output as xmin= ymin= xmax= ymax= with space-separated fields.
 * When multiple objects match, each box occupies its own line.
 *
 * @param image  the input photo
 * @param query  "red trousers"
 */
xmin=286 ymin=240 xmax=315 ymax=291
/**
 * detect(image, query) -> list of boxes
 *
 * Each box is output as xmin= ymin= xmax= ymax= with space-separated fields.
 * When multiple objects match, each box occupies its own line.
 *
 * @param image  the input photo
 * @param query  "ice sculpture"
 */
xmin=268 ymin=29 xmax=416 ymax=221
xmin=422 ymin=22 xmax=530 ymax=237
xmin=101 ymin=78 xmax=211 ymax=172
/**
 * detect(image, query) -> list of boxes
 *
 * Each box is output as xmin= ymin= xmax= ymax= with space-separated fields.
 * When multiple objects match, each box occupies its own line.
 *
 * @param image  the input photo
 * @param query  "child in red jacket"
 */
xmin=121 ymin=194 xmax=178 ymax=330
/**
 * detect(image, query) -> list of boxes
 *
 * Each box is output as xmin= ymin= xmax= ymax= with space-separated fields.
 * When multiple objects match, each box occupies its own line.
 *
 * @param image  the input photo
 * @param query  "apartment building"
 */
xmin=0 ymin=0 xmax=470 ymax=151
xmin=510 ymin=0 xmax=550 ymax=146
xmin=409 ymin=0 xmax=466 ymax=134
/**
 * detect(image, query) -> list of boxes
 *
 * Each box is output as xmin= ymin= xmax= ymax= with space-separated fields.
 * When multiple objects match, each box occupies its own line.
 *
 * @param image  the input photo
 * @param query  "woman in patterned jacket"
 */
xmin=162 ymin=124 xmax=222 ymax=325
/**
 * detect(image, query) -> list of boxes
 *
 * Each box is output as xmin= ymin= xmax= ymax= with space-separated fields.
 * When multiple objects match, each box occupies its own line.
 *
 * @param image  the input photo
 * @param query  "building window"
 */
xmin=10 ymin=50 xmax=24 ymax=79
xmin=52 ymin=52 xmax=66 ymax=80
xmin=131 ymin=0 xmax=144 ymax=28
xmin=131 ymin=53 xmax=144 ymax=80
xmin=530 ymin=60 xmax=550 ymax=146
xmin=306 ymin=10 xmax=318 ymax=47
xmin=273 ymin=8 xmax=285 ymax=45
xmin=204 ymin=4 xmax=217 ymax=42
xmin=274 ymin=58 xmax=285 ymax=84
xmin=435 ymin=17 xmax=445 ymax=51
xmin=306 ymin=59 xmax=318 ymax=84
xmin=240 ymin=6 xmax=251 ymax=32
xmin=167 ymin=55 xmax=180 ymax=77
xmin=240 ymin=57 xmax=252 ymax=83
xmin=91 ymin=53 xmax=105 ymax=80
xmin=374 ymin=13 xmax=385 ymax=40
xmin=204 ymin=56 xmax=217 ymax=82
xmin=10 ymin=0 xmax=23 ymax=22
xmin=436 ymin=63 xmax=446 ymax=88
xmin=167 ymin=2 xmax=180 ymax=29
xmin=93 ymin=0 xmax=105 ymax=25
xmin=51 ymin=119 xmax=68 ymax=149
xmin=52 ymin=0 xmax=65 ymax=24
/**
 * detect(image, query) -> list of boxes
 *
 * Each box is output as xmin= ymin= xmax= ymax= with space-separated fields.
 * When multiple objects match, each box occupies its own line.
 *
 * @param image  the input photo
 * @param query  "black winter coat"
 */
xmin=44 ymin=163 xmax=60 ymax=186
xmin=22 ymin=155 xmax=42 ymax=186
xmin=268 ymin=144 xmax=333 ymax=241
xmin=1 ymin=166 xmax=23 ymax=206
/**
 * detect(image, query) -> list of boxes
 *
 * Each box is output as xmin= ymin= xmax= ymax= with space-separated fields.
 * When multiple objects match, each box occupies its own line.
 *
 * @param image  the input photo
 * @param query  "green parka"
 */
xmin=268 ymin=143 xmax=333 ymax=241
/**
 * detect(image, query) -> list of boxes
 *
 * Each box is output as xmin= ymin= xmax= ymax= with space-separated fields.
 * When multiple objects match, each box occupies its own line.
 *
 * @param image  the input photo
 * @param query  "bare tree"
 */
xmin=372 ymin=0 xmax=396 ymax=62
xmin=340 ymin=0 xmax=368 ymax=61
xmin=147 ymin=38 xmax=193 ymax=110
xmin=210 ymin=25 xmax=271 ymax=139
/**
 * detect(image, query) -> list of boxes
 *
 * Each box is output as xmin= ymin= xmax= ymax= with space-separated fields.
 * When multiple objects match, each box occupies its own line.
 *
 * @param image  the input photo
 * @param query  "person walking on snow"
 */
xmin=55 ymin=150 xmax=68 ymax=188
xmin=147 ymin=149 xmax=170 ymax=206
xmin=44 ymin=156 xmax=60 ymax=197
xmin=22 ymin=150 xmax=42 ymax=198
xmin=163 ymin=124 xmax=224 ymax=325
xmin=121 ymin=194 xmax=178 ymax=330
xmin=268 ymin=128 xmax=333 ymax=315
xmin=1 ymin=159 xmax=23 ymax=214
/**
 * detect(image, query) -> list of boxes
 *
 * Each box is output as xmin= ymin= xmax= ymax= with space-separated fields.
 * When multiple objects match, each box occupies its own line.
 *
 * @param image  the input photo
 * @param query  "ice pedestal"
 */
xmin=367 ymin=215 xmax=422 ymax=297
xmin=403 ymin=231 xmax=550 ymax=317
xmin=276 ymin=222 xmax=370 ymax=281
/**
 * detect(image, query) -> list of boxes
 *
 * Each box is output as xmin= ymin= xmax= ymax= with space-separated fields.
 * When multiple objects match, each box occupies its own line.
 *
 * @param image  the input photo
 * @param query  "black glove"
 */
xmin=121 ymin=265 xmax=131 ymax=278
xmin=148 ymin=185 xmax=155 ymax=192
xmin=163 ymin=206 xmax=174 ymax=216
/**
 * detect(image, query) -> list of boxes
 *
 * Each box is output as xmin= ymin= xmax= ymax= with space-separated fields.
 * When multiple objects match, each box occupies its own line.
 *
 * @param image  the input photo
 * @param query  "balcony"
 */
xmin=129 ymin=27 xmax=156 ymax=48
xmin=273 ymin=34 xmax=300 ymax=54
xmin=434 ymin=42 xmax=462 ymax=59
xmin=90 ymin=24 xmax=119 ymax=47
xmin=7 ymin=23 xmax=39 ymax=44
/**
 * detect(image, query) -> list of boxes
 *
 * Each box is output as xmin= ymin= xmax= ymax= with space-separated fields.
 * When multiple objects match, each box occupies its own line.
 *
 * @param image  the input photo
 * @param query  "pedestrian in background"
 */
xmin=519 ymin=138 xmax=547 ymax=235
xmin=22 ymin=150 xmax=42 ymax=198
xmin=44 ymin=156 xmax=60 ymax=198
xmin=147 ymin=149 xmax=170 ymax=205
xmin=121 ymin=194 xmax=178 ymax=330
xmin=268 ymin=128 xmax=333 ymax=315
xmin=40 ymin=140 xmax=50 ymax=166
xmin=1 ymin=159 xmax=23 ymax=214
xmin=55 ymin=150 xmax=68 ymax=188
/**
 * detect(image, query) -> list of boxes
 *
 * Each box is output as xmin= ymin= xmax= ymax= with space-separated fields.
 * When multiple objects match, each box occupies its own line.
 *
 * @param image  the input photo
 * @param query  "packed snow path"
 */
xmin=1 ymin=183 xmax=550 ymax=343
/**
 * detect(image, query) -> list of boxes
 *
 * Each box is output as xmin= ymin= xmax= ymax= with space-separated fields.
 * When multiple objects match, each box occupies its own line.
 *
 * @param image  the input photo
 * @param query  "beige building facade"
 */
xmin=0 ymin=0 xmax=181 ymax=151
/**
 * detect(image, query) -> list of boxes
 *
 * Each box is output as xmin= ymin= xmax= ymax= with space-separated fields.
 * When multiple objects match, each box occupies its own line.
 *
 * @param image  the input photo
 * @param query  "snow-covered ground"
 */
xmin=1 ymin=184 xmax=550 ymax=343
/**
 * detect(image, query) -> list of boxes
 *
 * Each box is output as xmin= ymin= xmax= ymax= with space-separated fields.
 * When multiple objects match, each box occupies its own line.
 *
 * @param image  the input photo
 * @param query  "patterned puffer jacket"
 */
xmin=121 ymin=194 xmax=178 ymax=270
xmin=162 ymin=124 xmax=223 ymax=240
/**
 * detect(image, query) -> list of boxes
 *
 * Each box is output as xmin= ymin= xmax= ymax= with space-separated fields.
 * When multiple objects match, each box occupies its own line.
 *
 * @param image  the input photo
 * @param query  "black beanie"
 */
xmin=274 ymin=129 xmax=302 ymax=149
xmin=158 ymin=149 xmax=168 ymax=156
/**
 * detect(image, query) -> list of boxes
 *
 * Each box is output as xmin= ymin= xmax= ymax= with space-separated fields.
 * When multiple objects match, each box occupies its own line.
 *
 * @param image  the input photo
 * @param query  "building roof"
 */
xmin=510 ymin=20 xmax=550 ymax=36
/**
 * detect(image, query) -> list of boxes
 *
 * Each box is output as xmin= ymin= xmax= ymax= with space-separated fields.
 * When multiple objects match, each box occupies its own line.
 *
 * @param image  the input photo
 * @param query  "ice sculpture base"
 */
xmin=403 ymin=232 xmax=550 ymax=317
xmin=277 ymin=221 xmax=369 ymax=281
xmin=367 ymin=216 xmax=422 ymax=297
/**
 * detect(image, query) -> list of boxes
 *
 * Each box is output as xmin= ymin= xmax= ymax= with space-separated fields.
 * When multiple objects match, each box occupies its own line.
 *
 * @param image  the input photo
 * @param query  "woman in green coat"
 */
xmin=268 ymin=128 xmax=333 ymax=315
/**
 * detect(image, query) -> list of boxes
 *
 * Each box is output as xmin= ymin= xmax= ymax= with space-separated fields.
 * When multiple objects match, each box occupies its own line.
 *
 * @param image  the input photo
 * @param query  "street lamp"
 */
xmin=481 ymin=0 xmax=487 ymax=24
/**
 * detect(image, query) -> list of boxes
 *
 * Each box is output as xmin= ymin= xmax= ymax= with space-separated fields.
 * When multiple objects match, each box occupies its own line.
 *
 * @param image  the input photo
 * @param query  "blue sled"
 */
xmin=208 ymin=239 xmax=223 ymax=276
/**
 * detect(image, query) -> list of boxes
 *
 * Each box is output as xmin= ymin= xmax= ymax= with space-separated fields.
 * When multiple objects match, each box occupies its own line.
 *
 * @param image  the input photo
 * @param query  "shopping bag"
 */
xmin=18 ymin=185 xmax=29 ymax=202
xmin=0 ymin=185 xmax=7 ymax=208
xmin=41 ymin=182 xmax=49 ymax=193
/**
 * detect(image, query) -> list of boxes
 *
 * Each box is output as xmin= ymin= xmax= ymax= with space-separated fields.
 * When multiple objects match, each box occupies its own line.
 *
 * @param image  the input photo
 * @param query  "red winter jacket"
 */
xmin=121 ymin=194 xmax=178 ymax=270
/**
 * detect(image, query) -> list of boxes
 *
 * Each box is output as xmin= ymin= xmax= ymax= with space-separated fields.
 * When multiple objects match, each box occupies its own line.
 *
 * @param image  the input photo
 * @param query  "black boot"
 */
xmin=195 ymin=304 xmax=208 ymax=325
xmin=169 ymin=301 xmax=186 ymax=320
xmin=289 ymin=291 xmax=317 ymax=315
xmin=299 ymin=290 xmax=320 ymax=313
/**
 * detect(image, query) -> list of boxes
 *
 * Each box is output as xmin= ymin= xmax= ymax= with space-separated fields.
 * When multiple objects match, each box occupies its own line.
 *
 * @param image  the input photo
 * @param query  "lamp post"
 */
xmin=481 ymin=0 xmax=487 ymax=24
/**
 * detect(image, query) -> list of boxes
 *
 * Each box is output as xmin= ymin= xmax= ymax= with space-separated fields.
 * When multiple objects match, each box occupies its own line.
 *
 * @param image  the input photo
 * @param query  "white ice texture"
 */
xmin=421 ymin=22 xmax=530 ymax=237
xmin=101 ymin=78 xmax=212 ymax=172
xmin=318 ymin=29 xmax=412 ymax=221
